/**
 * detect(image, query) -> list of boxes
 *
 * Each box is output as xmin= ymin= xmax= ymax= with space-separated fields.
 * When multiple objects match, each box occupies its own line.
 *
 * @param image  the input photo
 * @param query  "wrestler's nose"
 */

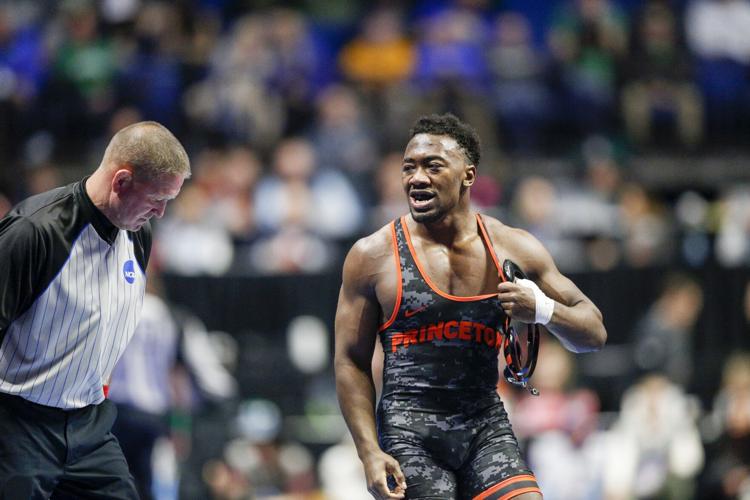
xmin=410 ymin=167 xmax=430 ymax=187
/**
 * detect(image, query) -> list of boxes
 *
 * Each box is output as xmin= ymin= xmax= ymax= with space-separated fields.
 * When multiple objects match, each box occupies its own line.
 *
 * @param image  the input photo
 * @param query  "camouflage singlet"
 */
xmin=376 ymin=215 xmax=541 ymax=500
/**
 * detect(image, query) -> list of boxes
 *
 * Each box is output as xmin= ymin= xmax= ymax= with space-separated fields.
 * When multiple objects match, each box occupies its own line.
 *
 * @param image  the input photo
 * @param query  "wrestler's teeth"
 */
xmin=411 ymin=191 xmax=434 ymax=201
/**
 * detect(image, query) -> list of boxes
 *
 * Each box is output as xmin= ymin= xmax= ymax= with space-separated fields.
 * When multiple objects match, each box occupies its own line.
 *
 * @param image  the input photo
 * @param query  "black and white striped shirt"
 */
xmin=0 ymin=178 xmax=150 ymax=409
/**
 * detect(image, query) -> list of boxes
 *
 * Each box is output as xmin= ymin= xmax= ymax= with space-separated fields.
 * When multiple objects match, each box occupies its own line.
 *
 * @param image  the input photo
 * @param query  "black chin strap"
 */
xmin=501 ymin=260 xmax=540 ymax=396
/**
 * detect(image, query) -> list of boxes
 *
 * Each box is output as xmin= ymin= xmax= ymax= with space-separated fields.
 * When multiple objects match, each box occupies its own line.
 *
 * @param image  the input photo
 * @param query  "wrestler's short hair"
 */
xmin=409 ymin=113 xmax=481 ymax=167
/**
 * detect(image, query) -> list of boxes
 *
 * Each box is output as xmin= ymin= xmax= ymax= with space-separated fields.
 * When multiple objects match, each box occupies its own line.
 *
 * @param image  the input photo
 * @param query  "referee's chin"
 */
xmin=121 ymin=218 xmax=150 ymax=232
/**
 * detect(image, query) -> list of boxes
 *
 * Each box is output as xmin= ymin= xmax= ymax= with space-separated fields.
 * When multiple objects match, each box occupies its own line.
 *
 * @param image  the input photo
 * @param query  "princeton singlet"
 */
xmin=376 ymin=215 xmax=541 ymax=500
xmin=378 ymin=214 xmax=507 ymax=411
xmin=0 ymin=178 xmax=149 ymax=409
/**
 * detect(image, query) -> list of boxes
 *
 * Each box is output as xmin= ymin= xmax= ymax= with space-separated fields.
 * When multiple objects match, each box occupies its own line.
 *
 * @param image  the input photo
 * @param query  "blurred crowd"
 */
xmin=1 ymin=0 xmax=750 ymax=499
xmin=114 ymin=271 xmax=750 ymax=500
xmin=1 ymin=0 xmax=750 ymax=274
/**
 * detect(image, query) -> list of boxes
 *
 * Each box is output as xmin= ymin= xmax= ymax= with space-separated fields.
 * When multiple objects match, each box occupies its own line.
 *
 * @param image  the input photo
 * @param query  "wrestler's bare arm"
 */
xmin=491 ymin=222 xmax=607 ymax=353
xmin=334 ymin=230 xmax=406 ymax=499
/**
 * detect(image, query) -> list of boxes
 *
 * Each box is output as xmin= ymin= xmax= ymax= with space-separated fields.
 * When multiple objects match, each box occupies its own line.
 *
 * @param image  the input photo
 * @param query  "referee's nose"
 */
xmin=153 ymin=200 xmax=167 ymax=218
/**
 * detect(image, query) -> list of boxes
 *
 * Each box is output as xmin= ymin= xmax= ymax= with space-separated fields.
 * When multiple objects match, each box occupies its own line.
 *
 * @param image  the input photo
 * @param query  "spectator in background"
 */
xmin=487 ymin=12 xmax=552 ymax=153
xmin=183 ymin=13 xmax=284 ymax=152
xmin=202 ymin=400 xmax=318 ymax=499
xmin=211 ymin=145 xmax=261 ymax=246
xmin=319 ymin=434 xmax=370 ymax=500
xmin=266 ymin=8 xmax=324 ymax=136
xmin=339 ymin=7 xmax=415 ymax=90
xmin=603 ymin=374 xmax=704 ymax=500
xmin=618 ymin=182 xmax=673 ymax=268
xmin=630 ymin=273 xmax=704 ymax=389
xmin=309 ymin=84 xmax=379 ymax=199
xmin=109 ymin=268 xmax=237 ymax=500
xmin=701 ymin=351 xmax=750 ymax=499
xmin=251 ymin=137 xmax=363 ymax=274
xmin=155 ymin=149 xmax=235 ymax=276
xmin=412 ymin=7 xmax=488 ymax=95
xmin=555 ymin=136 xmax=624 ymax=270
xmin=510 ymin=175 xmax=586 ymax=272
xmin=369 ymin=152 xmax=407 ymax=230
xmin=0 ymin=3 xmax=46 ymax=166
xmin=412 ymin=7 xmax=499 ymax=157
xmin=510 ymin=339 xmax=605 ymax=500
xmin=685 ymin=0 xmax=750 ymax=144
xmin=715 ymin=185 xmax=750 ymax=267
xmin=621 ymin=2 xmax=703 ymax=149
xmin=338 ymin=7 xmax=417 ymax=149
xmin=117 ymin=2 xmax=185 ymax=133
xmin=548 ymin=0 xmax=628 ymax=136
xmin=47 ymin=0 xmax=116 ymax=158
xmin=687 ymin=0 xmax=750 ymax=64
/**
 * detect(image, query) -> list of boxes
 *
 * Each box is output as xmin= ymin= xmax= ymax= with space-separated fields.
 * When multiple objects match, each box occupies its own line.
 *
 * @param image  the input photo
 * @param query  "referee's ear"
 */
xmin=111 ymin=168 xmax=134 ymax=195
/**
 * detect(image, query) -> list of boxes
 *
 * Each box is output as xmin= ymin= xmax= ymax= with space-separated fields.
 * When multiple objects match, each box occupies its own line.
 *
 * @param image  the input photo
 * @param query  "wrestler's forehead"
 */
xmin=404 ymin=134 xmax=463 ymax=161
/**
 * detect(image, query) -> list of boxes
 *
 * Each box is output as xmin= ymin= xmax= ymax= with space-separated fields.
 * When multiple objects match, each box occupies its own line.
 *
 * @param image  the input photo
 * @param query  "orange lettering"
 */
xmin=427 ymin=322 xmax=444 ymax=341
xmin=473 ymin=323 xmax=485 ymax=343
xmin=391 ymin=333 xmax=404 ymax=352
xmin=459 ymin=321 xmax=473 ymax=341
xmin=419 ymin=326 xmax=428 ymax=342
xmin=444 ymin=321 xmax=458 ymax=339
xmin=405 ymin=329 xmax=418 ymax=347
xmin=484 ymin=327 xmax=496 ymax=347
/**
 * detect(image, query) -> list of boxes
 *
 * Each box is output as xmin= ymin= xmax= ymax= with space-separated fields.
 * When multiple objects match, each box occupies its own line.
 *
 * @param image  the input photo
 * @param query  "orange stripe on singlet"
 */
xmin=473 ymin=474 xmax=540 ymax=500
xmin=475 ymin=213 xmax=505 ymax=282
xmin=378 ymin=221 xmax=403 ymax=332
xmin=401 ymin=216 xmax=497 ymax=302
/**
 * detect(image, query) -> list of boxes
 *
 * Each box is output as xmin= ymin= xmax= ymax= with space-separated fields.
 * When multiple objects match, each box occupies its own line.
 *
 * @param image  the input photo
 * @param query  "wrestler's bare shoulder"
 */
xmin=343 ymin=222 xmax=397 ymax=280
xmin=352 ymin=223 xmax=393 ymax=259
xmin=479 ymin=214 xmax=550 ymax=275
xmin=479 ymin=215 xmax=536 ymax=247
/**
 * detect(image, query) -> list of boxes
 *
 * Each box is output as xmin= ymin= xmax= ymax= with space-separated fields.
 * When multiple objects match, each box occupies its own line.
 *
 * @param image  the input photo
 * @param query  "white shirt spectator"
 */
xmin=686 ymin=0 xmax=750 ymax=63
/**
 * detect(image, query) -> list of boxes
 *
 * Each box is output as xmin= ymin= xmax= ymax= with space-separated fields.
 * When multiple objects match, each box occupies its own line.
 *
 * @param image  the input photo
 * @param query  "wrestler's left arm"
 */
xmin=497 ymin=228 xmax=607 ymax=353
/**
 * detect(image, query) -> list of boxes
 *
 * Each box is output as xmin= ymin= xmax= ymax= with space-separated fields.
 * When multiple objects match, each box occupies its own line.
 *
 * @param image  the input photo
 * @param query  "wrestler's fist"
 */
xmin=363 ymin=449 xmax=406 ymax=499
xmin=497 ymin=281 xmax=537 ymax=323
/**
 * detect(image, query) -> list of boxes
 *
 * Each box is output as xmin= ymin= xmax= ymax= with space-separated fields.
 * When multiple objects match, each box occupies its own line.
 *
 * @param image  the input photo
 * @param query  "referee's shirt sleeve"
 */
xmin=0 ymin=215 xmax=46 ymax=342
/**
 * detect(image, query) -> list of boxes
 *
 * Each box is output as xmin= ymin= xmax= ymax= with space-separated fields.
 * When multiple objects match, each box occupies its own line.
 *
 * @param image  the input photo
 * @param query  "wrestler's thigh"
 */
xmin=393 ymin=452 xmax=458 ymax=500
xmin=458 ymin=437 xmax=540 ymax=500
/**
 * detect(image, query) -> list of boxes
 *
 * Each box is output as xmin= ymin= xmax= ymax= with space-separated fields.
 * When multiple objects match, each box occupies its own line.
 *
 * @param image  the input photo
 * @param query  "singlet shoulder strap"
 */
xmin=378 ymin=219 xmax=403 ymax=332
xmin=476 ymin=213 xmax=506 ymax=282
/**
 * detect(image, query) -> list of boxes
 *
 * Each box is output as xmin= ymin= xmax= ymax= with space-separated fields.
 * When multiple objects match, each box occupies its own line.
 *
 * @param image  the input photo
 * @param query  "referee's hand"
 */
xmin=363 ymin=449 xmax=407 ymax=499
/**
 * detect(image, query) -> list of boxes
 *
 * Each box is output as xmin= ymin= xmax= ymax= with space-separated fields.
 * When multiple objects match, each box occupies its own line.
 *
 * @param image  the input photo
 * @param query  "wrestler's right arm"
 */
xmin=334 ymin=238 xmax=406 ymax=500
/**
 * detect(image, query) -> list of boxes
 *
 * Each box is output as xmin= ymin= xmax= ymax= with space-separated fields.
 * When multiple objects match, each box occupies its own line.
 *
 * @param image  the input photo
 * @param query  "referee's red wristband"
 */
xmin=103 ymin=384 xmax=109 ymax=398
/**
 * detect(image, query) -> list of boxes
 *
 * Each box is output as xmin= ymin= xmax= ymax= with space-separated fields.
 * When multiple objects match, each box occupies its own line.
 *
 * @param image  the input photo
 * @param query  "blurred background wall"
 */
xmin=1 ymin=0 xmax=749 ymax=498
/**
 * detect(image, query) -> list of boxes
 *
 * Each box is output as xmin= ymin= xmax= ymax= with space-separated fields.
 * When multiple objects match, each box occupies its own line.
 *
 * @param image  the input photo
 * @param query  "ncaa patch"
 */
xmin=123 ymin=260 xmax=136 ymax=284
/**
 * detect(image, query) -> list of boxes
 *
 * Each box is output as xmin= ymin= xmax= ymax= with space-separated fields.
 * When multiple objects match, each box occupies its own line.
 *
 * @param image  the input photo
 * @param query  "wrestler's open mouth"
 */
xmin=410 ymin=190 xmax=435 ymax=210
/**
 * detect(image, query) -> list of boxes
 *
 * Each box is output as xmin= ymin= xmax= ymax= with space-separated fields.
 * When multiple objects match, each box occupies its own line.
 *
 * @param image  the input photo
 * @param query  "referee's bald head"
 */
xmin=102 ymin=121 xmax=191 ymax=181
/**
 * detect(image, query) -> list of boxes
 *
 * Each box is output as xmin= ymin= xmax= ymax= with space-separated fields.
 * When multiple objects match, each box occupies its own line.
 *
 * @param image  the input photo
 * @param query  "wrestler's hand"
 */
xmin=497 ymin=281 xmax=537 ymax=323
xmin=363 ymin=449 xmax=407 ymax=499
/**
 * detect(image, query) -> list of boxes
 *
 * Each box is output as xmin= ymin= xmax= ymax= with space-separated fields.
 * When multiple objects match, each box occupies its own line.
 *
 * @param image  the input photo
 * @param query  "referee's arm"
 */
xmin=0 ymin=216 xmax=46 ymax=344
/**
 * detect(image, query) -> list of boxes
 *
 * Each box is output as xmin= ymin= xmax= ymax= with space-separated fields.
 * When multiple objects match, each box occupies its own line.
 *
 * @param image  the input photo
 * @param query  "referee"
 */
xmin=0 ymin=121 xmax=190 ymax=499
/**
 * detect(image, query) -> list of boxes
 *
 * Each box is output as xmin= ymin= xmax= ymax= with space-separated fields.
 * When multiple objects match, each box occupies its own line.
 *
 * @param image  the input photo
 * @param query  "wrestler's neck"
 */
xmin=411 ymin=201 xmax=476 ymax=247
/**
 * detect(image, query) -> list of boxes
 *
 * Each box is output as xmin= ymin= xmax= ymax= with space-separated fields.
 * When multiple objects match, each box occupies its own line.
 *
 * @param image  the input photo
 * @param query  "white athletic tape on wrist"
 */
xmin=515 ymin=278 xmax=555 ymax=325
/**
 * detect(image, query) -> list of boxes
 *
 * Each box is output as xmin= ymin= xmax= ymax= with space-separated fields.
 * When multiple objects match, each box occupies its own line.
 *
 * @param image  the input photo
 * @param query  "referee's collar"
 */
xmin=77 ymin=176 xmax=119 ymax=244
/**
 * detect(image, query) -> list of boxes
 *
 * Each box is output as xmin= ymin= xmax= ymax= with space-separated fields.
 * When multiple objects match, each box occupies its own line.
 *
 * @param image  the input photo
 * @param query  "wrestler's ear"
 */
xmin=462 ymin=164 xmax=476 ymax=188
